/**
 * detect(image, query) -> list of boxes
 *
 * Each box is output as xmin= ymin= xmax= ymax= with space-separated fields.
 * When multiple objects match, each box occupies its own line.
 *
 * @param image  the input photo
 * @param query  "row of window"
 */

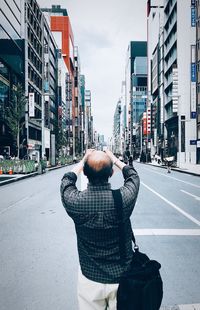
xmin=28 ymin=26 xmax=42 ymax=58
xmin=28 ymin=85 xmax=42 ymax=107
xmin=28 ymin=0 xmax=42 ymax=23
xmin=28 ymin=46 xmax=42 ymax=74
xmin=164 ymin=2 xmax=177 ymax=32
xmin=28 ymin=66 xmax=42 ymax=91
xmin=27 ymin=6 xmax=42 ymax=41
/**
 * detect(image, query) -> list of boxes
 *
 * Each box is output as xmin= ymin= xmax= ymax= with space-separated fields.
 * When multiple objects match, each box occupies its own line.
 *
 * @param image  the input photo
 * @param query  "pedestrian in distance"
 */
xmin=60 ymin=149 xmax=140 ymax=310
xmin=128 ymin=155 xmax=133 ymax=166
xmin=167 ymin=161 xmax=171 ymax=173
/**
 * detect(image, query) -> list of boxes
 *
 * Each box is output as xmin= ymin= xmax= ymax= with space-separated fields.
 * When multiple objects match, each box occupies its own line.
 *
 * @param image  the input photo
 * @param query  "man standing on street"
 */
xmin=60 ymin=149 xmax=140 ymax=310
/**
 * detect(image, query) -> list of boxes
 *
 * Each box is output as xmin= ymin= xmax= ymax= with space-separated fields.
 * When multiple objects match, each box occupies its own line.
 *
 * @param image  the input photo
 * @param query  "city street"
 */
xmin=0 ymin=162 xmax=200 ymax=309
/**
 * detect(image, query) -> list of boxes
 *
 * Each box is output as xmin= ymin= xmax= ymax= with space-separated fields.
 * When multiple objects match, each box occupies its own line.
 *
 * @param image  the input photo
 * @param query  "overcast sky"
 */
xmin=38 ymin=0 xmax=147 ymax=140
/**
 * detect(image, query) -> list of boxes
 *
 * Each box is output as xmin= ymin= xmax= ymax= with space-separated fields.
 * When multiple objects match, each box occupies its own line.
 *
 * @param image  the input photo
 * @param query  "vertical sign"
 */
xmin=143 ymin=112 xmax=147 ymax=135
xmin=191 ymin=45 xmax=196 ymax=117
xmin=191 ymin=63 xmax=196 ymax=82
xmin=29 ymin=93 xmax=35 ymax=117
xmin=191 ymin=7 xmax=196 ymax=27
xmin=190 ymin=82 xmax=196 ymax=112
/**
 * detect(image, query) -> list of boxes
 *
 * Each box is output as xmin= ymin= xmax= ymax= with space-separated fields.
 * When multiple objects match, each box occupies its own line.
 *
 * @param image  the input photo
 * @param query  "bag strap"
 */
xmin=112 ymin=189 xmax=139 ymax=263
xmin=112 ymin=189 xmax=126 ymax=263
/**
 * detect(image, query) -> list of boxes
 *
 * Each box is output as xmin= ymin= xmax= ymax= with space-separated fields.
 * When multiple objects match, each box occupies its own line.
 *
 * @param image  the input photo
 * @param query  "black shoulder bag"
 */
xmin=112 ymin=189 xmax=163 ymax=310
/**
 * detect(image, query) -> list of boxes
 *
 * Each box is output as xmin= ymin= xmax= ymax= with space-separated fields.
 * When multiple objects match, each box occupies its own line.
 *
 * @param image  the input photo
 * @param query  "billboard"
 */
xmin=29 ymin=93 xmax=35 ymax=117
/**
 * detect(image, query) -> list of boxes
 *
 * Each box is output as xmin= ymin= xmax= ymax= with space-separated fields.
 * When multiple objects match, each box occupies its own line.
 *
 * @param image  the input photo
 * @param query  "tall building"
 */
xmin=147 ymin=0 xmax=165 ymax=158
xmin=120 ymin=81 xmax=127 ymax=153
xmin=0 ymin=0 xmax=25 ymax=156
xmin=196 ymin=0 xmax=200 ymax=163
xmin=113 ymin=100 xmax=122 ymax=154
xmin=80 ymin=75 xmax=86 ymax=155
xmin=74 ymin=46 xmax=82 ymax=155
xmin=25 ymin=0 xmax=44 ymax=161
xmin=41 ymin=5 xmax=75 ymax=156
xmin=125 ymin=41 xmax=147 ymax=154
xmin=43 ymin=16 xmax=58 ymax=165
xmin=85 ymin=90 xmax=93 ymax=148
xmin=163 ymin=0 xmax=196 ymax=166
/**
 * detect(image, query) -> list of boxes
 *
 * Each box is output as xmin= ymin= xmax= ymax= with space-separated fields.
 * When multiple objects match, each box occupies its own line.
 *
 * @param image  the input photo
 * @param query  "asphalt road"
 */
xmin=0 ymin=162 xmax=200 ymax=310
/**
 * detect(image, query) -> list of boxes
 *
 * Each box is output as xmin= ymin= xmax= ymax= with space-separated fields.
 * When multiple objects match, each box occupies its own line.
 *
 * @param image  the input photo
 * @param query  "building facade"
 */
xmin=113 ymin=100 xmax=122 ymax=154
xmin=125 ymin=41 xmax=147 ymax=154
xmin=147 ymin=0 xmax=165 ymax=159
xmin=42 ymin=5 xmax=76 ymax=157
xmin=196 ymin=0 xmax=200 ymax=163
xmin=85 ymin=90 xmax=93 ymax=148
xmin=163 ymin=0 xmax=196 ymax=166
xmin=0 ymin=0 xmax=25 ymax=157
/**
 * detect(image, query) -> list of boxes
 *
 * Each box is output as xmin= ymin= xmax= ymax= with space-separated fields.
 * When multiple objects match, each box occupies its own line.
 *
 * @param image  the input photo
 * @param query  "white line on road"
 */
xmin=141 ymin=181 xmax=200 ymax=227
xmin=134 ymin=229 xmax=200 ymax=236
xmin=160 ymin=304 xmax=200 ymax=310
xmin=0 ymin=196 xmax=30 ymax=216
xmin=143 ymin=167 xmax=200 ymax=189
xmin=180 ymin=189 xmax=200 ymax=201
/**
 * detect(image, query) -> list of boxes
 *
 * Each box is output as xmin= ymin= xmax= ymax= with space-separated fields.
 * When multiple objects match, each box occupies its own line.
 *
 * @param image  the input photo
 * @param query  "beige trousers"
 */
xmin=77 ymin=269 xmax=119 ymax=310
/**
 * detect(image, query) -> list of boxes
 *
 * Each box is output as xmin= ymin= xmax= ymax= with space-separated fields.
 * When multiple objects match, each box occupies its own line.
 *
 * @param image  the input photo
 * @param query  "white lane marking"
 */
xmin=134 ymin=229 xmax=200 ymax=236
xmin=141 ymin=181 xmax=200 ymax=227
xmin=181 ymin=189 xmax=200 ymax=201
xmin=0 ymin=196 xmax=30 ymax=215
xmin=160 ymin=304 xmax=200 ymax=310
xmin=142 ymin=167 xmax=200 ymax=189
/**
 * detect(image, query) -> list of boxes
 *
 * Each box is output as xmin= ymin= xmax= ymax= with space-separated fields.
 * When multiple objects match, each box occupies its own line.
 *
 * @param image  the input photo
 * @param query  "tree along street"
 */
xmin=0 ymin=162 xmax=200 ymax=310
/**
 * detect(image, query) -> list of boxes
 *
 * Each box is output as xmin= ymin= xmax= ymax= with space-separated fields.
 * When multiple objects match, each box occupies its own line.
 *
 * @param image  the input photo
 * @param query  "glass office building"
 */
xmin=0 ymin=0 xmax=25 ymax=156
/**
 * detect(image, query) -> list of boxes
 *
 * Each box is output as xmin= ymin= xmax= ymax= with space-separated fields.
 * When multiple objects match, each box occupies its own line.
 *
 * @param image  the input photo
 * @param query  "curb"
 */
xmin=136 ymin=161 xmax=200 ymax=177
xmin=0 ymin=163 xmax=72 ymax=187
xmin=0 ymin=172 xmax=38 ymax=187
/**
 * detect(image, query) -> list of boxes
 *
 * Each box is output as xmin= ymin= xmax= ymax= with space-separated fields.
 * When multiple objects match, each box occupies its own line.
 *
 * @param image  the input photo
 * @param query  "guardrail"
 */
xmin=0 ymin=156 xmax=78 ymax=175
xmin=0 ymin=160 xmax=36 ymax=174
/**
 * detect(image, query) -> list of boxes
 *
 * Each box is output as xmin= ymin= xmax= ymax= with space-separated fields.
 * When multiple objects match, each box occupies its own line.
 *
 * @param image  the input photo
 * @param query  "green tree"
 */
xmin=5 ymin=83 xmax=26 ymax=158
xmin=56 ymin=127 xmax=68 ymax=156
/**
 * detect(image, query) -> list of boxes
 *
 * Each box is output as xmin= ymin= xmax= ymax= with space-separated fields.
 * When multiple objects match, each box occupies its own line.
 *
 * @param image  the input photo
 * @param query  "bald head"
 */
xmin=83 ymin=151 xmax=113 ymax=184
xmin=87 ymin=151 xmax=112 ymax=171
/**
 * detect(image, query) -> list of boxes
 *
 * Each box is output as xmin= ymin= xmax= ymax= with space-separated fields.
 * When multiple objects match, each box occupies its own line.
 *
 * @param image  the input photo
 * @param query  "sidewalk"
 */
xmin=149 ymin=160 xmax=200 ymax=177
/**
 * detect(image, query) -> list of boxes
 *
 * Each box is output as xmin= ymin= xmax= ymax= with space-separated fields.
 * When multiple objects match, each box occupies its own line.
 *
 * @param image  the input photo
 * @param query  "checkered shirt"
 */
xmin=60 ymin=165 xmax=140 ymax=284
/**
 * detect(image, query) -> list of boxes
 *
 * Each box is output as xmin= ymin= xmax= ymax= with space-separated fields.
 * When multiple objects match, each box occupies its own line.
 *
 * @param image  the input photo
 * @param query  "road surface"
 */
xmin=0 ymin=162 xmax=200 ymax=309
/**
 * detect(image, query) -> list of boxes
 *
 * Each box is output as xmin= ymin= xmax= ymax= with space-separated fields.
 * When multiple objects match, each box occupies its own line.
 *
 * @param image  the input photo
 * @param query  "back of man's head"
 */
xmin=83 ymin=151 xmax=113 ymax=184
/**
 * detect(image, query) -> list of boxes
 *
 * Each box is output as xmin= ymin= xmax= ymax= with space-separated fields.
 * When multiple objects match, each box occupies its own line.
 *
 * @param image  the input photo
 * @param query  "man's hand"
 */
xmin=71 ymin=149 xmax=95 ymax=177
xmin=105 ymin=149 xmax=126 ymax=170
xmin=105 ymin=150 xmax=118 ymax=164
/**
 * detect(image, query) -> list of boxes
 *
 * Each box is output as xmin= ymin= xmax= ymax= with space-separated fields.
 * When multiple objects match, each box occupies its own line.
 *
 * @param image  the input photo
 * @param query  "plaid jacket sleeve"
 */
xmin=120 ymin=165 xmax=140 ymax=217
xmin=60 ymin=172 xmax=80 ymax=212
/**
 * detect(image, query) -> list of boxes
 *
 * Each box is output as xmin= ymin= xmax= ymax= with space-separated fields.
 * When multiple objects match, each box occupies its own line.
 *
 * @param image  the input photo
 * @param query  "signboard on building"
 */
xmin=29 ymin=93 xmax=35 ymax=117
xmin=143 ymin=112 xmax=147 ymax=135
xmin=191 ymin=63 xmax=196 ymax=82
xmin=172 ymin=68 xmax=178 ymax=113
xmin=44 ymin=128 xmax=50 ymax=148
xmin=197 ymin=140 xmax=200 ymax=148
xmin=191 ymin=111 xmax=196 ymax=118
xmin=190 ymin=140 xmax=197 ymax=145
xmin=190 ymin=82 xmax=196 ymax=114
xmin=191 ymin=7 xmax=196 ymax=27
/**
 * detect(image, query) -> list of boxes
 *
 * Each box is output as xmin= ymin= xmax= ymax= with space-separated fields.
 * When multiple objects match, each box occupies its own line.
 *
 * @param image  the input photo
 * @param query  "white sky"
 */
xmin=38 ymin=0 xmax=147 ymax=140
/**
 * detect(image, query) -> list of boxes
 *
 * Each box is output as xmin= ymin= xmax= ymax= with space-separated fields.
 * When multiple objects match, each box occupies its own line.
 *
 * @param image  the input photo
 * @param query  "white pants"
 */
xmin=77 ymin=269 xmax=119 ymax=310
